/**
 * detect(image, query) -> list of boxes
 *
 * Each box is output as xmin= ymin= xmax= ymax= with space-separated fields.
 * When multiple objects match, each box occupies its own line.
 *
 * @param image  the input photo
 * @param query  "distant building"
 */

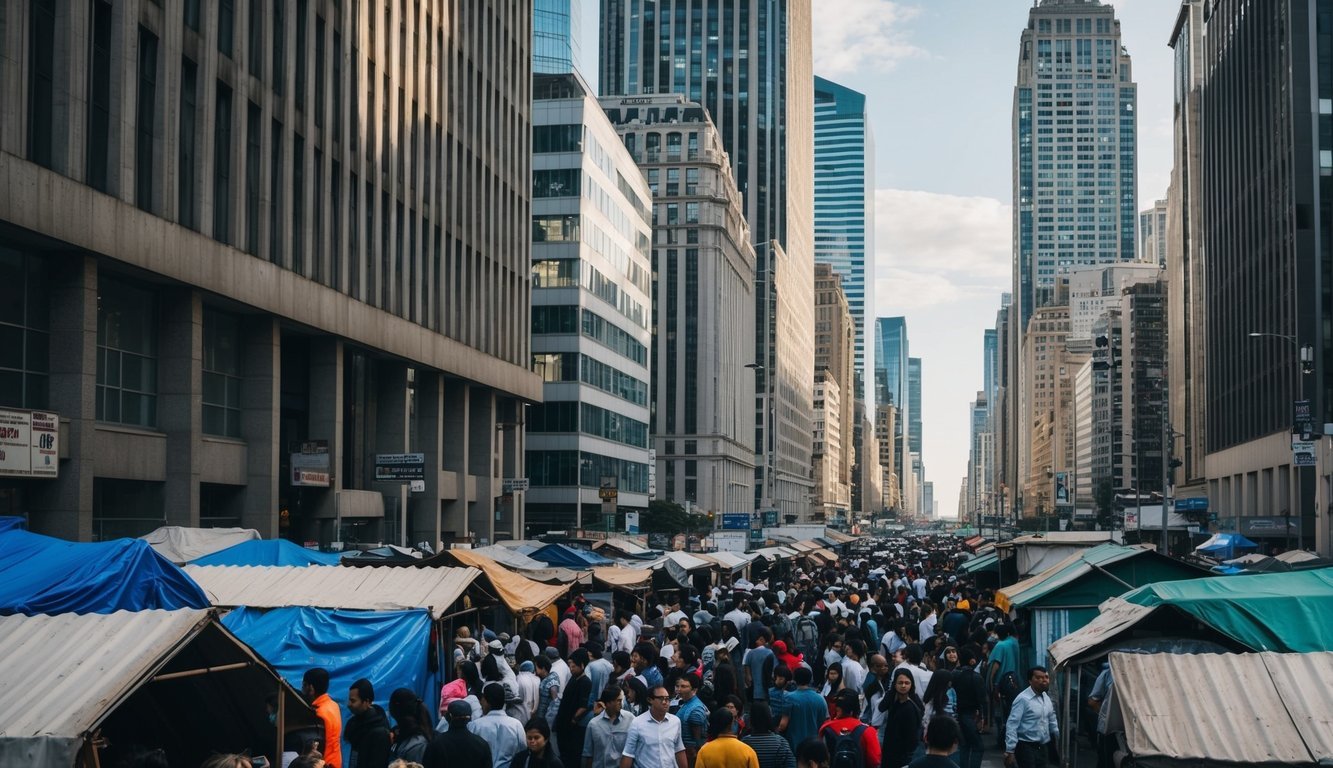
xmin=534 ymin=0 xmax=584 ymax=74
xmin=875 ymin=317 xmax=910 ymax=510
xmin=1138 ymin=199 xmax=1168 ymax=268
xmin=813 ymin=263 xmax=856 ymax=524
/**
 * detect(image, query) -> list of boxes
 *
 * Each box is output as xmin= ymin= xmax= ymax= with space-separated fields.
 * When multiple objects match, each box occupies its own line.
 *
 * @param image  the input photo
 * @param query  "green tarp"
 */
xmin=997 ymin=543 xmax=1204 ymax=611
xmin=1120 ymin=567 xmax=1333 ymax=652
xmin=960 ymin=552 xmax=999 ymax=573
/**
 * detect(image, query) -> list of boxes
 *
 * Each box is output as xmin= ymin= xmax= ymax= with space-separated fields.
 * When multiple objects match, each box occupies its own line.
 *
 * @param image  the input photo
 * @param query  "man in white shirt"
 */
xmin=468 ymin=683 xmax=527 ymax=768
xmin=723 ymin=599 xmax=751 ymax=631
xmin=912 ymin=575 xmax=928 ymax=601
xmin=548 ymin=646 xmax=573 ymax=690
xmin=919 ymin=603 xmax=938 ymax=644
xmin=619 ymin=684 xmax=687 ymax=768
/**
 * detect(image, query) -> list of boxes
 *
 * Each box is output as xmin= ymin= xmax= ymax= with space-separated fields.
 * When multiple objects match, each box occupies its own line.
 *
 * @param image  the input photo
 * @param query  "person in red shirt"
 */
xmin=820 ymin=688 xmax=880 ymax=767
xmin=303 ymin=668 xmax=343 ymax=768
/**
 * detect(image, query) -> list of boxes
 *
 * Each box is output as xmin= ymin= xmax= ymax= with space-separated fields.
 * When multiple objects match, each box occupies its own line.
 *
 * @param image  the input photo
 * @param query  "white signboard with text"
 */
xmin=0 ymin=409 xmax=59 ymax=478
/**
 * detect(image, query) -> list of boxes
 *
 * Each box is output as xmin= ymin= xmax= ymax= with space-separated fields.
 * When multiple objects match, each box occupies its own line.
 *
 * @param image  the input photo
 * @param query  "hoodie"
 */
xmin=345 ymin=704 xmax=391 ymax=768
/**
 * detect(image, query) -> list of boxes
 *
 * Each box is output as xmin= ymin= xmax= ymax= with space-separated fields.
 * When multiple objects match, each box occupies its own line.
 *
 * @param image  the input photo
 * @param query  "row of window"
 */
xmin=531 ymin=352 xmax=648 ymax=407
xmin=525 ymin=449 xmax=650 ymax=493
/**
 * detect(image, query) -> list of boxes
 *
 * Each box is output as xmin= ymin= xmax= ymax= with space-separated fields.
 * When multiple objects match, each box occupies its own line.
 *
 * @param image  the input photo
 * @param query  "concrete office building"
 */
xmin=1138 ymin=199 xmax=1168 ymax=268
xmin=1200 ymin=0 xmax=1332 ymax=555
xmin=0 ymin=0 xmax=539 ymax=545
xmin=1118 ymin=279 xmax=1167 ymax=500
xmin=527 ymin=74 xmax=654 ymax=535
xmin=1067 ymin=262 xmax=1162 ymax=346
xmin=602 ymin=93 xmax=757 ymax=521
xmin=814 ymin=262 xmax=855 ymax=523
xmin=600 ymin=0 xmax=816 ymax=522
xmin=853 ymin=401 xmax=882 ymax=519
xmin=814 ymin=76 xmax=874 ymax=402
xmin=533 ymin=0 xmax=583 ymax=74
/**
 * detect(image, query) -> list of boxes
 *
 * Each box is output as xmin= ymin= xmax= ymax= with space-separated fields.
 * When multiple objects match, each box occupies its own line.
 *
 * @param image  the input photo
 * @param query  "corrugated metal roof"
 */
xmin=1110 ymin=651 xmax=1333 ymax=764
xmin=184 ymin=565 xmax=480 ymax=619
xmin=695 ymin=551 xmax=755 ymax=571
xmin=1047 ymin=596 xmax=1154 ymax=668
xmin=1000 ymin=531 xmax=1124 ymax=547
xmin=959 ymin=552 xmax=999 ymax=573
xmin=750 ymin=546 xmax=799 ymax=560
xmin=0 ymin=610 xmax=211 ymax=763
xmin=997 ymin=544 xmax=1155 ymax=611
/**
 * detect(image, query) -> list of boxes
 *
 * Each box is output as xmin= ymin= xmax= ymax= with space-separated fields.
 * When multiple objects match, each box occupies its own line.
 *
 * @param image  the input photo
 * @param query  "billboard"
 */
xmin=721 ymin=513 xmax=750 ymax=530
xmin=0 ymin=408 xmax=58 ymax=478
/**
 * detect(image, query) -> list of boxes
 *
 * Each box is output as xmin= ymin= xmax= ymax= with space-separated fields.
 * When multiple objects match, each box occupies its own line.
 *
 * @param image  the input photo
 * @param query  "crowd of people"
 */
xmin=184 ymin=535 xmax=1067 ymax=768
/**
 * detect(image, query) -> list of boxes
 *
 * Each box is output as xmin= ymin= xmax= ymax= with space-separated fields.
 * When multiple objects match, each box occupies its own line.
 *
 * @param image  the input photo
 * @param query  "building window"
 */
xmin=218 ymin=0 xmax=235 ymax=57
xmin=314 ymin=15 xmax=325 ymax=128
xmin=178 ymin=57 xmax=198 ymax=230
xmin=213 ymin=82 xmax=233 ymax=245
xmin=269 ymin=119 xmax=283 ymax=264
xmin=292 ymin=133 xmax=304 ymax=273
xmin=245 ymin=103 xmax=261 ymax=254
xmin=532 ymin=168 xmax=582 ymax=198
xmin=96 ymin=278 xmax=158 ymax=427
xmin=532 ymin=215 xmax=581 ymax=242
xmin=185 ymin=0 xmax=201 ymax=32
xmin=28 ymin=0 xmax=57 ymax=168
xmin=87 ymin=0 xmax=113 ymax=191
xmin=202 ymin=309 xmax=242 ymax=437
xmin=247 ymin=0 xmax=263 ymax=76
xmin=135 ymin=27 xmax=159 ymax=212
xmin=0 ymin=248 xmax=50 ymax=410
xmin=531 ymin=258 xmax=579 ymax=288
xmin=532 ymin=124 xmax=583 ymax=153
xmin=295 ymin=0 xmax=307 ymax=108
xmin=532 ymin=352 xmax=577 ymax=382
xmin=271 ymin=0 xmax=284 ymax=95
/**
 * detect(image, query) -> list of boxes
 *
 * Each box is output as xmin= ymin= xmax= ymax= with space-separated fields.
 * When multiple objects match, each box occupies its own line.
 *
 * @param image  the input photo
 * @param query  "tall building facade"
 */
xmin=0 ymin=0 xmax=539 ymax=545
xmin=1138 ymin=198 xmax=1168 ymax=267
xmin=1200 ymin=0 xmax=1332 ymax=554
xmin=908 ymin=356 xmax=924 ymax=514
xmin=1022 ymin=306 xmax=1073 ymax=515
xmin=1118 ymin=280 xmax=1167 ymax=500
xmin=814 ymin=76 xmax=875 ymax=402
xmin=534 ymin=0 xmax=584 ymax=74
xmin=600 ymin=0 xmax=816 ymax=522
xmin=602 ymin=93 xmax=757 ymax=520
xmin=528 ymin=74 xmax=654 ymax=535
xmin=814 ymin=263 xmax=855 ymax=523
xmin=874 ymin=317 xmax=910 ymax=511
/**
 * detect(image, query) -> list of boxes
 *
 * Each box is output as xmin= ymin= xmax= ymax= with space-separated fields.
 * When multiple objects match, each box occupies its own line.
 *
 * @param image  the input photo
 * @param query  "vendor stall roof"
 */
xmin=995 ymin=543 xmax=1201 ymax=612
xmin=636 ymin=550 xmax=713 ymax=572
xmin=184 ymin=564 xmax=480 ymax=620
xmin=443 ymin=550 xmax=569 ymax=614
xmin=592 ymin=566 xmax=654 ymax=590
xmin=750 ymin=546 xmax=799 ymax=561
xmin=140 ymin=526 xmax=262 ymax=564
xmin=529 ymin=543 xmax=616 ymax=569
xmin=959 ymin=552 xmax=999 ymax=573
xmin=822 ymin=528 xmax=861 ymax=545
xmin=189 ymin=538 xmax=343 ymax=566
xmin=1109 ymin=651 xmax=1333 ymax=766
xmin=694 ymin=551 xmax=756 ymax=572
xmin=596 ymin=538 xmax=661 ymax=558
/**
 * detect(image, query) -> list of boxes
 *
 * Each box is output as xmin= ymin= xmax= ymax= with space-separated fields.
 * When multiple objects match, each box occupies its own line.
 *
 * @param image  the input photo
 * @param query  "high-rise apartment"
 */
xmin=600 ymin=0 xmax=816 ymax=522
xmin=602 ymin=93 xmax=757 ymax=521
xmin=0 ymin=0 xmax=539 ymax=545
xmin=814 ymin=76 xmax=875 ymax=401
xmin=1138 ymin=199 xmax=1168 ymax=267
xmin=527 ymin=74 xmax=654 ymax=535
xmin=534 ymin=0 xmax=584 ymax=74
xmin=1200 ymin=0 xmax=1332 ymax=554
xmin=814 ymin=263 xmax=856 ymax=523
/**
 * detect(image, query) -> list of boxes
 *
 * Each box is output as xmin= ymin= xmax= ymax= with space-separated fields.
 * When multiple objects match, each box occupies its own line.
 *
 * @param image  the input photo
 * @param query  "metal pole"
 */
xmin=1161 ymin=380 xmax=1170 ymax=556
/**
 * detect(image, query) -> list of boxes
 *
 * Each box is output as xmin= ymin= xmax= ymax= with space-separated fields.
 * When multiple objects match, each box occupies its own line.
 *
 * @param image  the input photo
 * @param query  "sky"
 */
xmin=579 ymin=0 xmax=1183 ymax=521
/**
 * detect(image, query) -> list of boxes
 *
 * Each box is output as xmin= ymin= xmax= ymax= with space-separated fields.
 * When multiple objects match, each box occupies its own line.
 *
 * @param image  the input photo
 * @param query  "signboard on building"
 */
xmin=503 ymin=477 xmax=529 ymax=493
xmin=647 ymin=449 xmax=656 ymax=499
xmin=762 ymin=509 xmax=779 ymax=526
xmin=1292 ymin=439 xmax=1317 ymax=467
xmin=1054 ymin=472 xmax=1071 ymax=508
xmin=0 ymin=408 xmax=59 ymax=479
xmin=625 ymin=511 xmax=640 ymax=535
xmin=1238 ymin=515 xmax=1302 ymax=538
xmin=722 ymin=513 xmax=750 ymax=530
xmin=374 ymin=453 xmax=426 ymax=481
xmin=290 ymin=452 xmax=332 ymax=487
xmin=598 ymin=475 xmax=618 ymax=500
xmin=1175 ymin=497 xmax=1209 ymax=513
xmin=1294 ymin=399 xmax=1315 ymax=436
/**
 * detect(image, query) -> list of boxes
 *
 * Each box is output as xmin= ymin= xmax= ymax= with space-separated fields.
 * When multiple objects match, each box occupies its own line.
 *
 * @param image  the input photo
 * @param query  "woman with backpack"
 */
xmin=878 ymin=669 xmax=924 ymax=768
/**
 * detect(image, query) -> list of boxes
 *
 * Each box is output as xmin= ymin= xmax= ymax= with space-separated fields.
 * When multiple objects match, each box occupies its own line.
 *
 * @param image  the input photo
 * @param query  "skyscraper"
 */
xmin=908 ymin=356 xmax=924 ymax=515
xmin=600 ymin=0 xmax=816 ymax=521
xmin=814 ymin=76 xmax=875 ymax=402
xmin=1138 ymin=199 xmax=1168 ymax=267
xmin=534 ymin=0 xmax=584 ymax=74
xmin=875 ymin=317 xmax=910 ymax=512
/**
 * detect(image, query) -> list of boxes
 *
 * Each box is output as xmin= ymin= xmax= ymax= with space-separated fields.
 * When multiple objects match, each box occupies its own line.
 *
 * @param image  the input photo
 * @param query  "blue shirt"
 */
xmin=989 ymin=637 xmax=1021 ymax=686
xmin=784 ymin=687 xmax=829 ymax=751
xmin=676 ymin=695 xmax=709 ymax=750
xmin=1005 ymin=687 xmax=1059 ymax=752
xmin=768 ymin=686 xmax=790 ymax=719
xmin=641 ymin=664 xmax=664 ymax=690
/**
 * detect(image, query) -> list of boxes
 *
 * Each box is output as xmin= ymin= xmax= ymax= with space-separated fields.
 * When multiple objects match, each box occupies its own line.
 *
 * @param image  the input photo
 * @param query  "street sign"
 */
xmin=409 ymin=479 xmax=426 ymax=493
xmin=625 ymin=511 xmax=640 ymax=534
xmin=1175 ymin=497 xmax=1209 ymax=512
xmin=1294 ymin=399 xmax=1314 ymax=436
xmin=1292 ymin=439 xmax=1317 ymax=467
xmin=749 ymin=528 xmax=763 ymax=542
xmin=599 ymin=475 xmax=618 ymax=500
xmin=0 ymin=408 xmax=59 ymax=479
xmin=290 ymin=452 xmax=331 ymax=487
xmin=503 ymin=477 xmax=529 ymax=493
xmin=762 ymin=509 xmax=778 ymax=526
xmin=722 ymin=513 xmax=749 ymax=530
xmin=374 ymin=453 xmax=426 ymax=481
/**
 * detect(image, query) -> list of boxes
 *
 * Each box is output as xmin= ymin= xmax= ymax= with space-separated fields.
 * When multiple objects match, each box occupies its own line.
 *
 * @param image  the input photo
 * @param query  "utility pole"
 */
xmin=1161 ymin=385 xmax=1171 ymax=556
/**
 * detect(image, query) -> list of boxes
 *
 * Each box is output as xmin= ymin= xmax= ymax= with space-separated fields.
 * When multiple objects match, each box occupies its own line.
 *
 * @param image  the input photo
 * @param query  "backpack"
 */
xmin=794 ymin=617 xmax=820 ymax=662
xmin=823 ymin=723 xmax=868 ymax=768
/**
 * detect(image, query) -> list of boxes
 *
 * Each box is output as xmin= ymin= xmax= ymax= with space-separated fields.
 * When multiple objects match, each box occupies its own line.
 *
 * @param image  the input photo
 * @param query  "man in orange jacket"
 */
xmin=303 ymin=668 xmax=343 ymax=768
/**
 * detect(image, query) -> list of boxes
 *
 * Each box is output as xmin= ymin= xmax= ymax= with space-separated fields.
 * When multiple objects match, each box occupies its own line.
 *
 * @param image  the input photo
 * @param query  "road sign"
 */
xmin=1294 ymin=399 xmax=1314 ymax=436
xmin=375 ymin=453 xmax=426 ymax=481
xmin=1292 ymin=439 xmax=1317 ymax=467
xmin=762 ymin=509 xmax=778 ymax=526
xmin=1175 ymin=497 xmax=1209 ymax=512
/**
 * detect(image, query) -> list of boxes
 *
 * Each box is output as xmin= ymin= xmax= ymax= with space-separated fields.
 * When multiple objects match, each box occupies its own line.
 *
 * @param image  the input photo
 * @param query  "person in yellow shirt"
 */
xmin=695 ymin=709 xmax=759 ymax=768
xmin=303 ymin=668 xmax=343 ymax=768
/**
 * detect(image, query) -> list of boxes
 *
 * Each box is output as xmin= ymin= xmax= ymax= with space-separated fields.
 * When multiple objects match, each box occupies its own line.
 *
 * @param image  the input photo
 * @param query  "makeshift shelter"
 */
xmin=0 ymin=609 xmax=318 ymax=768
xmin=529 ymin=542 xmax=616 ymax=569
xmin=592 ymin=565 xmax=654 ymax=592
xmin=189 ymin=538 xmax=344 ymax=566
xmin=441 ymin=549 xmax=569 ymax=616
xmin=0 ymin=526 xmax=209 ymax=615
xmin=595 ymin=538 xmax=662 ymax=560
xmin=1275 ymin=549 xmax=1323 ymax=564
xmin=1193 ymin=532 xmax=1259 ymax=561
xmin=140 ymin=526 xmax=261 ymax=564
xmin=995 ymin=531 xmax=1124 ymax=576
xmin=695 ymin=550 xmax=756 ymax=575
xmin=184 ymin=564 xmax=481 ymax=618
xmin=1107 ymin=651 xmax=1333 ymax=766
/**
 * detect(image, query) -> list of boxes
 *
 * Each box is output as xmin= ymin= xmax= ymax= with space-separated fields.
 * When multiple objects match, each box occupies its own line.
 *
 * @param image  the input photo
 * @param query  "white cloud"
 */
xmin=812 ymin=0 xmax=927 ymax=76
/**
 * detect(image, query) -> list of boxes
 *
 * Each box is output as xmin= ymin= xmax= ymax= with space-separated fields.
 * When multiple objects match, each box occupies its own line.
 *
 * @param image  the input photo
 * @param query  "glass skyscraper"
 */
xmin=875 ymin=317 xmax=910 ymax=511
xmin=533 ymin=0 xmax=583 ymax=74
xmin=814 ymin=76 xmax=874 ymax=403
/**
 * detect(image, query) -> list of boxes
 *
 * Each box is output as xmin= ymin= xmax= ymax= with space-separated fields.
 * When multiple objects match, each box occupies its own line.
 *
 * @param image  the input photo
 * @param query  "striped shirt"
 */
xmin=742 ymin=732 xmax=796 ymax=768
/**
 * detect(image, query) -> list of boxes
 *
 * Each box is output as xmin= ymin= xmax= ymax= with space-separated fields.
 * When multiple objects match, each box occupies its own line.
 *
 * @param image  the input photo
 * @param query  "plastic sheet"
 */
xmin=190 ymin=539 xmax=344 ymax=566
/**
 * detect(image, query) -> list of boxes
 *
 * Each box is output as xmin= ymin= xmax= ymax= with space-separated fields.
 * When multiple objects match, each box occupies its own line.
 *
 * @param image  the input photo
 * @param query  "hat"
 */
xmin=519 ymin=661 xmax=535 ymax=673
xmin=446 ymin=700 xmax=473 ymax=720
xmin=499 ymin=632 xmax=512 ymax=642
xmin=483 ymin=629 xmax=497 ymax=642
xmin=488 ymin=639 xmax=504 ymax=652
xmin=848 ymin=594 xmax=860 ymax=605
xmin=545 ymin=646 xmax=561 ymax=660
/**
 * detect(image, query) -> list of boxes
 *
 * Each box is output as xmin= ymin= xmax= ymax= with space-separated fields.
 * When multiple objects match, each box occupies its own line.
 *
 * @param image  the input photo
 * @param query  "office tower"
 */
xmin=0 ymin=0 xmax=537 ymax=545
xmin=923 ymin=481 xmax=934 ymax=520
xmin=1023 ymin=306 xmax=1083 ymax=515
xmin=1167 ymin=0 xmax=1207 ymax=501
xmin=528 ymin=73 xmax=654 ymax=535
xmin=534 ymin=0 xmax=584 ymax=74
xmin=874 ymin=317 xmax=910 ymax=511
xmin=600 ymin=0 xmax=816 ymax=522
xmin=853 ymin=401 xmax=883 ymax=518
xmin=602 ymin=93 xmax=757 ymax=520
xmin=814 ymin=263 xmax=856 ymax=523
xmin=1118 ymin=280 xmax=1167 ymax=501
xmin=908 ymin=356 xmax=923 ymax=514
xmin=1066 ymin=263 xmax=1163 ymax=346
xmin=1089 ymin=311 xmax=1125 ymax=504
xmin=1138 ymin=199 xmax=1168 ymax=267
xmin=1201 ymin=0 xmax=1331 ymax=554
xmin=814 ymin=76 xmax=875 ymax=402
xmin=875 ymin=403 xmax=899 ymax=513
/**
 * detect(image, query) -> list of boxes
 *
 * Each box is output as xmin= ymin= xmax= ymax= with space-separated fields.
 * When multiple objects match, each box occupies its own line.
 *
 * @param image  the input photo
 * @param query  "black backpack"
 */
xmin=823 ymin=723 xmax=868 ymax=768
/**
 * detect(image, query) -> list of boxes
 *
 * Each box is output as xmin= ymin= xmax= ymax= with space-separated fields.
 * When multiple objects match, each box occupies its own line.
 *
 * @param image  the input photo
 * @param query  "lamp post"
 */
xmin=1248 ymin=332 xmax=1316 ymax=551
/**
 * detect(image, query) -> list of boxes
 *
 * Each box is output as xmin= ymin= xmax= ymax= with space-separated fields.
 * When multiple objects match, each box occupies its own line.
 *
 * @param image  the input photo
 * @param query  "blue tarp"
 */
xmin=190 ymin=538 xmax=344 ymax=566
xmin=530 ymin=542 xmax=615 ymax=569
xmin=1194 ymin=532 xmax=1259 ymax=560
xmin=223 ymin=606 xmax=438 ymax=725
xmin=0 ymin=527 xmax=209 ymax=615
xmin=0 ymin=516 xmax=26 ymax=534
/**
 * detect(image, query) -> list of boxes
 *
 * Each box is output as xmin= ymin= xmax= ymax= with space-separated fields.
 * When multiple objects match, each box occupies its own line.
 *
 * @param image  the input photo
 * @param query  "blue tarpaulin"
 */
xmin=530 ymin=543 xmax=615 ymax=569
xmin=190 ymin=538 xmax=344 ymax=566
xmin=1194 ymin=532 xmax=1259 ymax=561
xmin=223 ymin=606 xmax=438 ymax=725
xmin=0 ymin=517 xmax=26 ymax=534
xmin=0 ymin=524 xmax=209 ymax=615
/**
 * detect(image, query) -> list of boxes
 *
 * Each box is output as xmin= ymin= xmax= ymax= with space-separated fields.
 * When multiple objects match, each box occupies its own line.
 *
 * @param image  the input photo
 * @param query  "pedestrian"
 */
xmin=556 ymin=648 xmax=594 ymax=761
xmin=987 ymin=624 xmax=1022 ymax=750
xmin=674 ymin=672 xmax=710 ymax=764
xmin=624 ymin=675 xmax=652 ymax=718
xmin=818 ymin=689 xmax=880 ymax=768
xmin=712 ymin=646 xmax=741 ymax=709
xmin=783 ymin=667 xmax=829 ymax=752
xmin=952 ymin=645 xmax=987 ymax=768
xmin=423 ymin=701 xmax=492 ymax=768
xmin=695 ymin=709 xmax=760 ymax=768
xmin=471 ymin=682 xmax=529 ymax=768
xmin=1003 ymin=667 xmax=1058 ymax=768
xmin=387 ymin=689 xmax=432 ymax=766
xmin=514 ymin=717 xmax=564 ymax=768
xmin=820 ymin=662 xmax=847 ymax=709
xmin=518 ymin=660 xmax=543 ymax=721
xmin=768 ymin=665 xmax=794 ymax=735
xmin=861 ymin=655 xmax=891 ymax=729
xmin=793 ymin=738 xmax=830 ymax=768
xmin=878 ymin=669 xmax=924 ymax=768
xmin=302 ymin=669 xmax=342 ymax=768
xmin=345 ymin=678 xmax=391 ymax=768
xmin=742 ymin=702 xmax=796 ymax=768
xmin=633 ymin=642 xmax=665 ymax=690
xmin=1087 ymin=662 xmax=1115 ymax=768
xmin=584 ymin=686 xmax=632 ymax=768
xmin=909 ymin=716 xmax=960 ymax=768
xmin=620 ymin=684 xmax=687 ymax=768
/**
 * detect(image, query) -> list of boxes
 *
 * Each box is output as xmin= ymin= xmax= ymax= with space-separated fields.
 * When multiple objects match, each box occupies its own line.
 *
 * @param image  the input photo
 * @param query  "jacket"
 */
xmin=344 ymin=704 xmax=392 ymax=768
xmin=423 ymin=727 xmax=492 ymax=768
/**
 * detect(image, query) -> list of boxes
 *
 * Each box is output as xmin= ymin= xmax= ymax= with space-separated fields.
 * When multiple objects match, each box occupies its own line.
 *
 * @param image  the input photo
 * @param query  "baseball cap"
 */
xmin=446 ymin=700 xmax=473 ymax=720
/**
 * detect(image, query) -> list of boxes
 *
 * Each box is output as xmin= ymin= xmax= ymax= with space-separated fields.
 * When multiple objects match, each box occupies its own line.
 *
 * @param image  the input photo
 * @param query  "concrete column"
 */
xmin=374 ymin=361 xmax=409 ymax=545
xmin=468 ymin=387 xmax=496 ymax=544
xmin=240 ymin=316 xmax=280 ymax=537
xmin=308 ymin=338 xmax=343 ymax=522
xmin=441 ymin=378 xmax=470 ymax=541
xmin=159 ymin=288 xmax=201 ymax=527
xmin=412 ymin=370 xmax=444 ymax=549
xmin=497 ymin=397 xmax=524 ymax=541
xmin=32 ymin=254 xmax=98 ymax=540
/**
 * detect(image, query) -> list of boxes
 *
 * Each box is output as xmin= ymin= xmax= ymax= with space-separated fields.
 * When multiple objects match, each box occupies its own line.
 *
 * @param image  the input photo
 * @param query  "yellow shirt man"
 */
xmin=694 ymin=733 xmax=759 ymax=768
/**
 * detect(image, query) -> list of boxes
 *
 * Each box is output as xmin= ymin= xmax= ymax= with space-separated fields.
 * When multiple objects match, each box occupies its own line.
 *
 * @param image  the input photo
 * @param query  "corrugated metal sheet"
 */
xmin=184 ymin=565 xmax=480 ymax=619
xmin=0 ymin=610 xmax=211 ymax=764
xmin=140 ymin=526 xmax=262 ymax=563
xmin=1110 ymin=651 xmax=1333 ymax=764
xmin=695 ymin=551 xmax=756 ymax=571
xmin=1048 ymin=597 xmax=1153 ymax=668
xmin=997 ymin=544 xmax=1154 ymax=611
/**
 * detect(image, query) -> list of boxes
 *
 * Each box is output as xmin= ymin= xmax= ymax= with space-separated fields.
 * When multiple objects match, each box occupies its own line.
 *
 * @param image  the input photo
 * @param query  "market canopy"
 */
xmin=0 ymin=526 xmax=209 ymax=616
xmin=189 ymin=538 xmax=343 ymax=566
xmin=592 ymin=566 xmax=654 ymax=590
xmin=959 ymin=551 xmax=999 ymax=573
xmin=595 ymin=538 xmax=662 ymax=560
xmin=821 ymin=528 xmax=861 ymax=545
xmin=0 ymin=609 xmax=317 ymax=768
xmin=996 ymin=543 xmax=1202 ymax=612
xmin=1108 ymin=651 xmax=1333 ymax=766
xmin=184 ymin=564 xmax=480 ymax=620
xmin=750 ymin=546 xmax=799 ymax=561
xmin=441 ymin=549 xmax=568 ymax=615
xmin=997 ymin=531 xmax=1125 ymax=576
xmin=1194 ymin=532 xmax=1259 ymax=560
xmin=140 ymin=525 xmax=262 ymax=564
xmin=694 ymin=551 xmax=755 ymax=573
xmin=529 ymin=543 xmax=616 ymax=569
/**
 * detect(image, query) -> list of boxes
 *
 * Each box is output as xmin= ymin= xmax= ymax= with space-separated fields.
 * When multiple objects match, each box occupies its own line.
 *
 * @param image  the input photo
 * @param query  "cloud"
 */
xmin=872 ymin=189 xmax=1011 ymax=311
xmin=812 ymin=0 xmax=927 ymax=76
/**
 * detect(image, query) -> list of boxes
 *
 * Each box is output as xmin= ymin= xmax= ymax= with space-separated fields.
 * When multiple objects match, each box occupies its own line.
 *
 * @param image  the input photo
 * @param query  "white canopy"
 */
xmin=140 ymin=526 xmax=261 ymax=563
xmin=185 ymin=564 xmax=481 ymax=619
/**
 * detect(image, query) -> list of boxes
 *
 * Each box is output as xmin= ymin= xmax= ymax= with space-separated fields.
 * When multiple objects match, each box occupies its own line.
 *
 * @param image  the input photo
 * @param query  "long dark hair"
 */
xmin=459 ymin=660 xmax=484 ymax=695
xmin=891 ymin=668 xmax=924 ymax=712
xmin=920 ymin=667 xmax=954 ymax=712
xmin=389 ymin=688 xmax=432 ymax=741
